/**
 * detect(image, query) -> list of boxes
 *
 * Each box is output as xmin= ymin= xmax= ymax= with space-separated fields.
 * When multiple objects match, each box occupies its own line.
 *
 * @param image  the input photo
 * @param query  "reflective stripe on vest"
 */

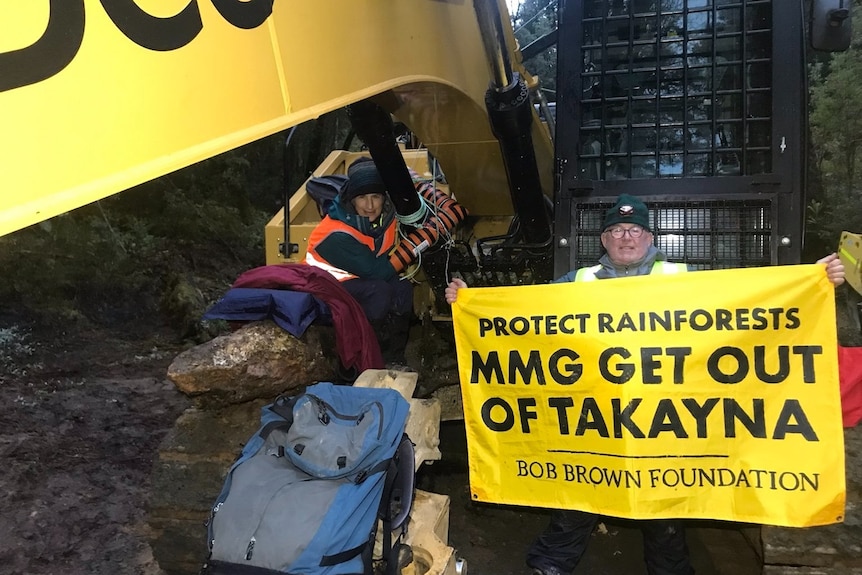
xmin=573 ymin=261 xmax=688 ymax=282
xmin=839 ymin=246 xmax=859 ymax=269
xmin=305 ymin=251 xmax=355 ymax=281
xmin=305 ymin=216 xmax=397 ymax=282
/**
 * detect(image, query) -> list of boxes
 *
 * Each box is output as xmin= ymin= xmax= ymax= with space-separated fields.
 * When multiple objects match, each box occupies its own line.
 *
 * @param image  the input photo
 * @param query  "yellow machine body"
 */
xmin=0 ymin=1 xmax=552 ymax=239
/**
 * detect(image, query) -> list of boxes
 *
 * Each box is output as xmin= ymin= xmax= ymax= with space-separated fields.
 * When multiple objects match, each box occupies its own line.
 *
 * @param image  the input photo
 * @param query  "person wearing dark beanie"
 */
xmin=443 ymin=193 xmax=846 ymax=575
xmin=306 ymin=157 xmax=413 ymax=366
xmin=601 ymin=193 xmax=651 ymax=232
xmin=341 ymin=157 xmax=387 ymax=206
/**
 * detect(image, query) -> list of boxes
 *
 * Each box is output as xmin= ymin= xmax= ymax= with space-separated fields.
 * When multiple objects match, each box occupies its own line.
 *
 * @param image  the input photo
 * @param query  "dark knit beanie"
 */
xmin=343 ymin=157 xmax=386 ymax=203
xmin=602 ymin=194 xmax=651 ymax=231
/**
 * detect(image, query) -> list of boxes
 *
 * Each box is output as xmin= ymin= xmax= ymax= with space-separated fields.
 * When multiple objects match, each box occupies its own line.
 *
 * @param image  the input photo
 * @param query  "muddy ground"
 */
xmin=0 ymin=312 xmax=771 ymax=575
xmin=0 ymin=318 xmax=190 ymax=575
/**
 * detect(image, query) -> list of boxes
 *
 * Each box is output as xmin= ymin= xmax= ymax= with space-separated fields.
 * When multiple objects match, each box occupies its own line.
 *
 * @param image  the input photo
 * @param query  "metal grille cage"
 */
xmin=577 ymin=0 xmax=773 ymax=180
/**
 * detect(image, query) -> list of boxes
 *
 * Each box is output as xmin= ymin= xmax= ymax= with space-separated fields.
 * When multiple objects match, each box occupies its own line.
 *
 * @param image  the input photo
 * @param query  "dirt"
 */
xmin=0 ymin=317 xmax=190 ymax=575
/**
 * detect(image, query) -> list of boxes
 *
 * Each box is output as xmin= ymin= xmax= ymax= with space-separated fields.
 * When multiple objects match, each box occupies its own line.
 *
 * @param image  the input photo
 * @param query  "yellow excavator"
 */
xmin=2 ymin=0 xmax=561 ymax=315
xmin=2 ymin=2 xmax=860 ymax=574
xmin=4 ymin=0 xmax=859 ymax=480
xmin=839 ymin=231 xmax=862 ymax=330
xmin=0 ymin=6 xmax=559 ymax=575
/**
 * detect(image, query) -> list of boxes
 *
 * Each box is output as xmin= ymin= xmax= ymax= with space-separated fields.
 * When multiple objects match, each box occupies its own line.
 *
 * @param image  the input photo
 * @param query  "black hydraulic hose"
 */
xmin=486 ymin=74 xmax=553 ymax=245
xmin=346 ymin=100 xmax=422 ymax=221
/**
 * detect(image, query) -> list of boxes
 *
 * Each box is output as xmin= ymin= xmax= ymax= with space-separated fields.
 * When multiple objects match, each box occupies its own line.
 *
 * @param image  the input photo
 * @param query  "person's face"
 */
xmin=351 ymin=193 xmax=385 ymax=220
xmin=600 ymin=224 xmax=653 ymax=266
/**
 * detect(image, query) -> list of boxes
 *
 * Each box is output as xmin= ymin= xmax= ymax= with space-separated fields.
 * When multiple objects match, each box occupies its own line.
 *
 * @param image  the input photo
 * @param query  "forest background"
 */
xmin=1 ymin=0 xmax=861 ymax=356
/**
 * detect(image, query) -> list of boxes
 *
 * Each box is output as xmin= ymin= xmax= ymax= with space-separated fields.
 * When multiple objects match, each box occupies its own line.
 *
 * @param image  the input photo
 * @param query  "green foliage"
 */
xmin=283 ymin=109 xmax=355 ymax=197
xmin=0 ymin=326 xmax=39 ymax=379
xmin=807 ymin=3 xmax=862 ymax=254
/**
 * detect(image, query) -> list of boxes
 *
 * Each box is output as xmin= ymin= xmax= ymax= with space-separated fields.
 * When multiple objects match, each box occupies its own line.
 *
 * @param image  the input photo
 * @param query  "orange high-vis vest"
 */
xmin=305 ymin=216 xmax=397 ymax=281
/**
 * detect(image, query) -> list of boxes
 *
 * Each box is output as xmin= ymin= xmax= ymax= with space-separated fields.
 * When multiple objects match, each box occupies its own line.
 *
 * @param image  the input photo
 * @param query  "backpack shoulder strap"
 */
xmin=381 ymin=435 xmax=415 ymax=575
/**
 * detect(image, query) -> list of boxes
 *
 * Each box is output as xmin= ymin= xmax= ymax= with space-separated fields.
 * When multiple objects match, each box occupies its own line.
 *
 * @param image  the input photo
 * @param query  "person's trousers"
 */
xmin=341 ymin=277 xmax=413 ymax=362
xmin=526 ymin=509 xmax=694 ymax=575
xmin=341 ymin=277 xmax=412 ymax=321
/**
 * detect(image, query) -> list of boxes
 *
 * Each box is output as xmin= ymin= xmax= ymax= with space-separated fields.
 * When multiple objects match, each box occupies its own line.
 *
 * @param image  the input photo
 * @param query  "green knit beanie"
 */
xmin=602 ymin=194 xmax=651 ymax=231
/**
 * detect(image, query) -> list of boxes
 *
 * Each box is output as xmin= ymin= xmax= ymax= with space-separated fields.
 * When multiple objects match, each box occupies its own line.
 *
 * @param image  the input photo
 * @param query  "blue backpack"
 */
xmin=202 ymin=382 xmax=414 ymax=575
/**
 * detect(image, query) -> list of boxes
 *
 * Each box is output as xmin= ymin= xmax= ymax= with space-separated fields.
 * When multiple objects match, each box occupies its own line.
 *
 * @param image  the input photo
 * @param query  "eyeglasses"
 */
xmin=605 ymin=226 xmax=646 ymax=239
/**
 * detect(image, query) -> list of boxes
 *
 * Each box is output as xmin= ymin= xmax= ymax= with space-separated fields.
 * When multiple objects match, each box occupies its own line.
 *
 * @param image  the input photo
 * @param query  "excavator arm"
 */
xmin=0 ymin=0 xmax=552 ymax=238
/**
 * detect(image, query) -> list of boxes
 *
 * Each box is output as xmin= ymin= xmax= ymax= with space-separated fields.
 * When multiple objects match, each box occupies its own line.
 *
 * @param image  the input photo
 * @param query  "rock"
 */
xmin=160 ymin=273 xmax=207 ymax=340
xmin=353 ymin=368 xmax=443 ymax=468
xmin=166 ymin=321 xmax=336 ymax=407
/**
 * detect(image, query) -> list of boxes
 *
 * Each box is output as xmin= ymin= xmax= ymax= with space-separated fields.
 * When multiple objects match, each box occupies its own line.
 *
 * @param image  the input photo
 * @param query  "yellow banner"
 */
xmin=452 ymin=265 xmax=845 ymax=527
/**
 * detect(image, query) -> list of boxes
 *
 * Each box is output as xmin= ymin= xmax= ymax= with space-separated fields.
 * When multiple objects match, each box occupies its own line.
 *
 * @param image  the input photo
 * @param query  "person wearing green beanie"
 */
xmin=443 ymin=194 xmax=846 ymax=575
xmin=600 ymin=193 xmax=651 ymax=230
xmin=553 ymin=193 xmax=672 ymax=280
